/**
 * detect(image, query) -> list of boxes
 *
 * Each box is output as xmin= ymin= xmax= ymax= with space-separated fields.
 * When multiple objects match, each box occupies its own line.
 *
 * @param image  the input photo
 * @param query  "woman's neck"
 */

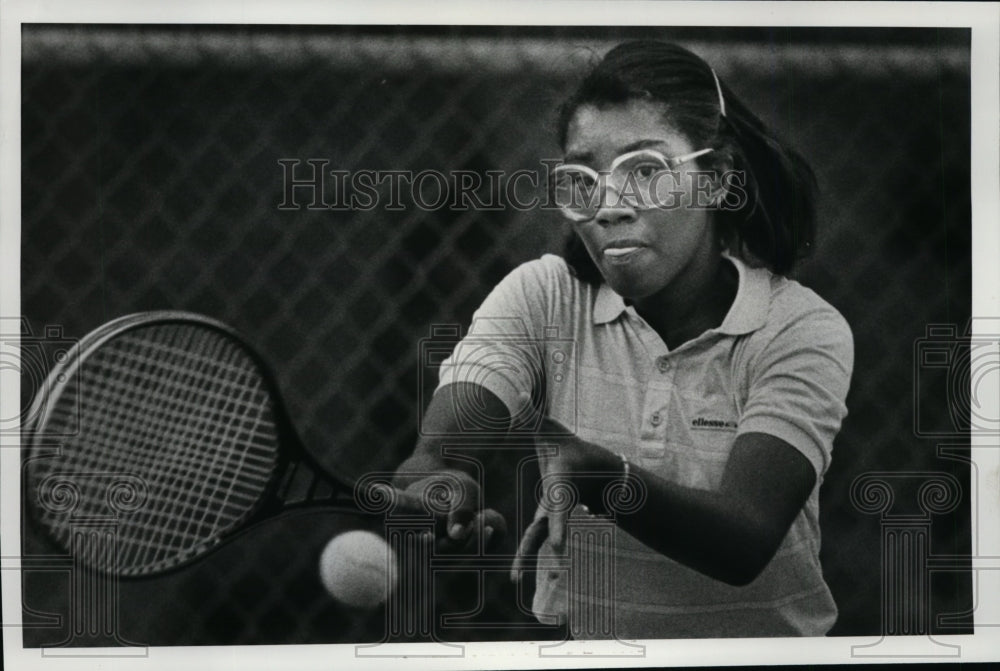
xmin=633 ymin=254 xmax=738 ymax=350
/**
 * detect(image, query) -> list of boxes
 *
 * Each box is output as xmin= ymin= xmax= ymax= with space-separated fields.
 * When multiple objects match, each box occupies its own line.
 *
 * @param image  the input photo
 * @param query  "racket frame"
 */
xmin=23 ymin=310 xmax=409 ymax=578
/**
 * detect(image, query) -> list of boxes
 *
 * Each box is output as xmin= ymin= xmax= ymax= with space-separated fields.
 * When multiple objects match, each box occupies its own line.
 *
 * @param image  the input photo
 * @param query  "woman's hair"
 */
xmin=557 ymin=40 xmax=817 ymax=281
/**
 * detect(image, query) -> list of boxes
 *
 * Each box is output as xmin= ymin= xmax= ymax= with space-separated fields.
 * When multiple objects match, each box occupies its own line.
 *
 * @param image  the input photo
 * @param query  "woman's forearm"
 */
xmin=393 ymin=382 xmax=512 ymax=490
xmin=567 ymin=431 xmax=815 ymax=586
xmin=613 ymin=465 xmax=774 ymax=586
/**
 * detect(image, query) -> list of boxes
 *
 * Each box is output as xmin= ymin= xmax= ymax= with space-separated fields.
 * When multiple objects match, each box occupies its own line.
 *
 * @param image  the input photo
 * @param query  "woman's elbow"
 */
xmin=714 ymin=527 xmax=785 ymax=587
xmin=717 ymin=562 xmax=765 ymax=587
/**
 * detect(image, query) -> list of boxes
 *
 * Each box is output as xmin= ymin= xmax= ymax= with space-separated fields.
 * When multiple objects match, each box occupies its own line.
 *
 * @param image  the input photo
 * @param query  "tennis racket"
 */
xmin=23 ymin=310 xmax=454 ymax=578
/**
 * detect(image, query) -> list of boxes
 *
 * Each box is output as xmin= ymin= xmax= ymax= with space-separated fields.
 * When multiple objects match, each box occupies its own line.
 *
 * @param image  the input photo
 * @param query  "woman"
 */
xmin=394 ymin=40 xmax=853 ymax=639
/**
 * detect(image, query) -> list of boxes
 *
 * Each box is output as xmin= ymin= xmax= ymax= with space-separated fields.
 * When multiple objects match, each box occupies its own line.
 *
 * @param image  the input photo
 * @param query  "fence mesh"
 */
xmin=19 ymin=25 xmax=972 ymax=645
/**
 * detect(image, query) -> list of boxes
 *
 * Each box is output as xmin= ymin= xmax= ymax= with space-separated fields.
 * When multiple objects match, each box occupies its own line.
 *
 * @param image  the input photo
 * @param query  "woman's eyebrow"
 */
xmin=563 ymin=138 xmax=670 ymax=164
xmin=563 ymin=149 xmax=592 ymax=164
xmin=621 ymin=138 xmax=670 ymax=153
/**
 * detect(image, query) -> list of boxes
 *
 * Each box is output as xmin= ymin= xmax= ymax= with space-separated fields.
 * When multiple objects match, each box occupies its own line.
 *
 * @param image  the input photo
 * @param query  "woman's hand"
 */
xmin=510 ymin=417 xmax=625 ymax=582
xmin=403 ymin=469 xmax=507 ymax=553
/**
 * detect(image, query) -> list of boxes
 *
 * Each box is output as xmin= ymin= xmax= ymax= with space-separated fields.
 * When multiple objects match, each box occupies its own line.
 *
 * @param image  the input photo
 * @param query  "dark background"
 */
xmin=19 ymin=24 xmax=972 ymax=645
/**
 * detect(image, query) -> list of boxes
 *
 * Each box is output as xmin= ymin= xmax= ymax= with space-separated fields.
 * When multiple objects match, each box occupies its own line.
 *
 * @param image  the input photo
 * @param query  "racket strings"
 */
xmin=127 ymin=328 xmax=244 ymax=555
xmin=118 ymin=326 xmax=252 ymax=568
xmin=30 ymin=322 xmax=281 ymax=575
xmin=168 ymin=328 xmax=274 ymax=547
xmin=90 ymin=329 xmax=255 ymax=536
xmin=126 ymin=326 xmax=277 ymax=571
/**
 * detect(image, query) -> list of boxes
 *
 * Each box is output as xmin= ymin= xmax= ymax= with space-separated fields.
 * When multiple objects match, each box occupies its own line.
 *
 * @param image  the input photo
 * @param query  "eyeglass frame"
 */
xmin=551 ymin=147 xmax=716 ymax=222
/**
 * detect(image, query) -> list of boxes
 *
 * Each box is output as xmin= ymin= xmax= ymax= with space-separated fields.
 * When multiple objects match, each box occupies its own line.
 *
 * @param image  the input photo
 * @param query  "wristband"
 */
xmin=618 ymin=453 xmax=630 ymax=488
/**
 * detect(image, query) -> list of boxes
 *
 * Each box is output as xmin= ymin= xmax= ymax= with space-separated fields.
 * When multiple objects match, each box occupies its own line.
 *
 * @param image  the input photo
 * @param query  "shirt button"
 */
xmin=657 ymin=357 xmax=671 ymax=373
xmin=650 ymin=412 xmax=662 ymax=426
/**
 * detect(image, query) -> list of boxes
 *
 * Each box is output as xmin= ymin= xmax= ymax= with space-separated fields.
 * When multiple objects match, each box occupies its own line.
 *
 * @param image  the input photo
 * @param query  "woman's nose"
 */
xmin=594 ymin=189 xmax=638 ymax=226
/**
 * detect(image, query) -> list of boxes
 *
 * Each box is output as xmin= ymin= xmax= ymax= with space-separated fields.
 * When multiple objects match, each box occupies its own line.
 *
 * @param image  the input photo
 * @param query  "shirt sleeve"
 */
xmin=435 ymin=258 xmax=554 ymax=419
xmin=736 ymin=304 xmax=854 ymax=477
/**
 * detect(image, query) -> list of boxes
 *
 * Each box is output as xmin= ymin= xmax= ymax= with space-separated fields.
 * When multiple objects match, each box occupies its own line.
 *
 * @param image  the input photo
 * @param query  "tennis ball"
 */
xmin=318 ymin=530 xmax=398 ymax=608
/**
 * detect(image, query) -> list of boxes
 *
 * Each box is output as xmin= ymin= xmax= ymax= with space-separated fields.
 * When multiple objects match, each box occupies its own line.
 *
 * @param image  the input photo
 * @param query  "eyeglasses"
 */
xmin=551 ymin=147 xmax=714 ymax=222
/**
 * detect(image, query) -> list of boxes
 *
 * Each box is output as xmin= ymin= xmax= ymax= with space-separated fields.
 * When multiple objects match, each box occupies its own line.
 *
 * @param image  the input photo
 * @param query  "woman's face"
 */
xmin=563 ymin=99 xmax=718 ymax=301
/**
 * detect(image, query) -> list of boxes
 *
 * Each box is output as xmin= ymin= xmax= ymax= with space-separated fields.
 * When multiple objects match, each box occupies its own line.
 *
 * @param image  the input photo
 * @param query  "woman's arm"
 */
xmin=394 ymin=382 xmax=512 ymax=482
xmin=396 ymin=258 xmax=563 ymax=550
xmin=519 ymin=423 xmax=815 ymax=587
xmin=394 ymin=383 xmax=511 ymax=546
xmin=618 ymin=431 xmax=815 ymax=585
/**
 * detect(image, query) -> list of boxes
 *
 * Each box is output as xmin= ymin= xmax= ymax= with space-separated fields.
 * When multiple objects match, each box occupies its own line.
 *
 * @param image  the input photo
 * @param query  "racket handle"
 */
xmin=354 ymin=480 xmax=508 ymax=547
xmin=389 ymin=488 xmax=434 ymax=515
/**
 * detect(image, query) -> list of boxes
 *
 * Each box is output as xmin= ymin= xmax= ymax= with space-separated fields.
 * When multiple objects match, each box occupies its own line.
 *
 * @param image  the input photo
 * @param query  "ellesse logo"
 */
xmin=691 ymin=416 xmax=737 ymax=431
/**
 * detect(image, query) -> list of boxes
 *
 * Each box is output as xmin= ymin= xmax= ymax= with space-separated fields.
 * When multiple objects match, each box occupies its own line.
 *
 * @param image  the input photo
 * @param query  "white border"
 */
xmin=3 ymin=2 xmax=999 ymax=669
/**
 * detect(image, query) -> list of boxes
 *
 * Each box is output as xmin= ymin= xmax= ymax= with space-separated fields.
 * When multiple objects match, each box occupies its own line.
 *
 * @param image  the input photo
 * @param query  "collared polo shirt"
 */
xmin=436 ymin=252 xmax=854 ymax=638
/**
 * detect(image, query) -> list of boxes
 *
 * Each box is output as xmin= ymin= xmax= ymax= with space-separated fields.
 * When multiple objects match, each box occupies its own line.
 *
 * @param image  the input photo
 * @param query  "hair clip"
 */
xmin=710 ymin=68 xmax=727 ymax=118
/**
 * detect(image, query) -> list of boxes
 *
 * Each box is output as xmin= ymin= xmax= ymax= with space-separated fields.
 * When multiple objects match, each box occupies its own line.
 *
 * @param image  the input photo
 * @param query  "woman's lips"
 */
xmin=604 ymin=246 xmax=641 ymax=257
xmin=602 ymin=242 xmax=646 ymax=264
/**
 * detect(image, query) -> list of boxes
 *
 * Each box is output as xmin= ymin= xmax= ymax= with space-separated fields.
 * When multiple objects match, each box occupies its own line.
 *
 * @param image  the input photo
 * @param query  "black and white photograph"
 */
xmin=3 ymin=2 xmax=999 ymax=669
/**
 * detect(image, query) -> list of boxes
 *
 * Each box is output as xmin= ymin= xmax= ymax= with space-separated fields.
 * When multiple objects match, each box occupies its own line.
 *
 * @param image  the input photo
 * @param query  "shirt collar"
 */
xmin=591 ymin=252 xmax=771 ymax=336
xmin=716 ymin=252 xmax=770 ymax=335
xmin=593 ymin=283 xmax=626 ymax=324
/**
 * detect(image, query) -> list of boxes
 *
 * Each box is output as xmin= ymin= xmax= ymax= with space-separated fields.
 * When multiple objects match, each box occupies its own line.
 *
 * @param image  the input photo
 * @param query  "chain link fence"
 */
xmin=19 ymin=25 xmax=972 ymax=645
